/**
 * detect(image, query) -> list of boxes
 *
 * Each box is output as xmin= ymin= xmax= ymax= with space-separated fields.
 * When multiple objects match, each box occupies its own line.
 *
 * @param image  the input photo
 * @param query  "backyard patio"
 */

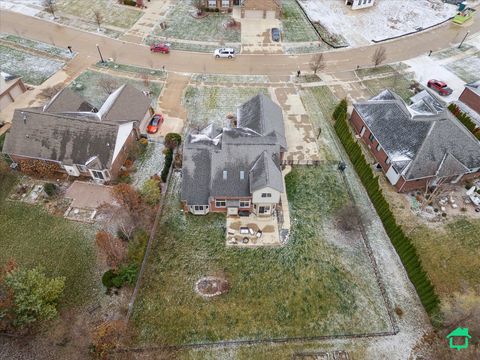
xmin=226 ymin=213 xmax=281 ymax=247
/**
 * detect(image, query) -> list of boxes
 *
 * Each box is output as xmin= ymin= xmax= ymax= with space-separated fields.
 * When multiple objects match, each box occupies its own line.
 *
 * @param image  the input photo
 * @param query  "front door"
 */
xmin=233 ymin=0 xmax=240 ymax=5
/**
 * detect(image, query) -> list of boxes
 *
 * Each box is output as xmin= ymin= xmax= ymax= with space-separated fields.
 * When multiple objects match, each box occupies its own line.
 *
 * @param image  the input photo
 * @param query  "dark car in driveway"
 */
xmin=427 ymin=79 xmax=453 ymax=96
xmin=271 ymin=28 xmax=281 ymax=42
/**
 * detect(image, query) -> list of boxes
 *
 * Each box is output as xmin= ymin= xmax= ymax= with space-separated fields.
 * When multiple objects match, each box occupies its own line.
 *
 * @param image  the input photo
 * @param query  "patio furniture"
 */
xmin=256 ymin=230 xmax=263 ymax=238
xmin=227 ymin=229 xmax=235 ymax=236
xmin=242 ymin=237 xmax=249 ymax=244
xmin=240 ymin=227 xmax=249 ymax=234
xmin=248 ymin=228 xmax=255 ymax=236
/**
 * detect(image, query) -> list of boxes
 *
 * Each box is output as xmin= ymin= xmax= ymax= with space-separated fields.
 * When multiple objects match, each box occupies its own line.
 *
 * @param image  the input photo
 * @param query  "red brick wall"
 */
xmin=459 ymin=88 xmax=480 ymax=115
xmin=209 ymin=197 xmax=252 ymax=213
xmin=395 ymin=176 xmax=431 ymax=192
xmin=110 ymin=130 xmax=136 ymax=180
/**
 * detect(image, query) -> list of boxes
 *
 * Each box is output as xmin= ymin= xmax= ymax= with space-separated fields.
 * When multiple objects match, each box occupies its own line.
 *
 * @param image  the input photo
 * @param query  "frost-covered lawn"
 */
xmin=0 ymin=33 xmax=75 ymax=59
xmin=360 ymin=67 xmax=417 ymax=102
xmin=149 ymin=0 xmax=240 ymax=43
xmin=0 ymin=44 xmax=64 ymax=85
xmin=191 ymin=74 xmax=270 ymax=85
xmin=183 ymin=86 xmax=268 ymax=129
xmin=445 ymin=52 xmax=480 ymax=83
xmin=131 ymin=142 xmax=165 ymax=189
xmin=281 ymin=0 xmax=318 ymax=43
xmin=131 ymin=165 xmax=391 ymax=345
xmin=68 ymin=70 xmax=163 ymax=109
xmin=1 ymin=0 xmax=141 ymax=29
xmin=298 ymin=0 xmax=457 ymax=46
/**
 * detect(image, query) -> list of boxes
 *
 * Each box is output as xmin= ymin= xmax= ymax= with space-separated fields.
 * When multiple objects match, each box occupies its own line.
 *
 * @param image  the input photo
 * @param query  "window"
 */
xmin=360 ymin=126 xmax=366 ymax=136
xmin=194 ymin=205 xmax=204 ymax=211
xmin=240 ymin=171 xmax=245 ymax=180
xmin=385 ymin=156 xmax=390 ymax=165
xmin=376 ymin=143 xmax=381 ymax=152
xmin=91 ymin=170 xmax=104 ymax=180
xmin=358 ymin=0 xmax=362 ymax=4
xmin=368 ymin=133 xmax=375 ymax=143
xmin=215 ymin=199 xmax=226 ymax=208
xmin=208 ymin=0 xmax=216 ymax=8
xmin=223 ymin=170 xmax=228 ymax=180
xmin=239 ymin=200 xmax=250 ymax=208
xmin=77 ymin=164 xmax=87 ymax=173
xmin=261 ymin=193 xmax=272 ymax=198
xmin=222 ymin=0 xmax=230 ymax=7
xmin=363 ymin=0 xmax=367 ymax=4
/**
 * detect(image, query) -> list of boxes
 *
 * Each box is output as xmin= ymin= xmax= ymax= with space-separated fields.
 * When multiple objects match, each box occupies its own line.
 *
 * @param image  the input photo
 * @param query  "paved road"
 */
xmin=0 ymin=10 xmax=479 ymax=76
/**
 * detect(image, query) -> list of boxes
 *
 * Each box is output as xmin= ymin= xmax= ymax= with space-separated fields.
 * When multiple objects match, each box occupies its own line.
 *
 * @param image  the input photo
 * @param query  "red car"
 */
xmin=150 ymin=43 xmax=170 ymax=54
xmin=146 ymin=114 xmax=164 ymax=134
xmin=427 ymin=79 xmax=453 ymax=96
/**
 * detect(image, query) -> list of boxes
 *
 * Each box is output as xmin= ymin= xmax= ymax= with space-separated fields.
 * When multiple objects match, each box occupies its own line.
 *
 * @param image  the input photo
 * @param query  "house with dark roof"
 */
xmin=2 ymin=85 xmax=152 ymax=182
xmin=458 ymin=80 xmax=480 ymax=118
xmin=350 ymin=89 xmax=480 ymax=192
xmin=203 ymin=0 xmax=281 ymax=18
xmin=181 ymin=94 xmax=286 ymax=215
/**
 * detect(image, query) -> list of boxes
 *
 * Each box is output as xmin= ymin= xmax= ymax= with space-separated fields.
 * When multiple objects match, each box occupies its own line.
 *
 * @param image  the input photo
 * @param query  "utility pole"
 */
xmin=96 ymin=43 xmax=105 ymax=63
xmin=458 ymin=31 xmax=470 ymax=49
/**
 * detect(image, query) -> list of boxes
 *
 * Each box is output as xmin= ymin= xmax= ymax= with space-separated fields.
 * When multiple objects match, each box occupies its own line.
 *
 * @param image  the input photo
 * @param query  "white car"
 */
xmin=214 ymin=48 xmax=235 ymax=59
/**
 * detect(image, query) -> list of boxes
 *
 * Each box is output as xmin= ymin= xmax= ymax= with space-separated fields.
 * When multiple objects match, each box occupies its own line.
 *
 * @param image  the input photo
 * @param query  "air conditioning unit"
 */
xmin=64 ymin=165 xmax=80 ymax=177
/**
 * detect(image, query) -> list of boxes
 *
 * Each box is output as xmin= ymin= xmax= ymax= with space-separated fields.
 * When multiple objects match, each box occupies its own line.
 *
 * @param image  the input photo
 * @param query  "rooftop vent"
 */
xmin=223 ymin=170 xmax=228 ymax=180
xmin=240 ymin=170 xmax=244 ymax=180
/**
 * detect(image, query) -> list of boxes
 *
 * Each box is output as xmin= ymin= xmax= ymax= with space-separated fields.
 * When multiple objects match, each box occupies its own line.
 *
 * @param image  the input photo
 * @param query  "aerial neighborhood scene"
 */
xmin=1 ymin=0 xmax=480 ymax=359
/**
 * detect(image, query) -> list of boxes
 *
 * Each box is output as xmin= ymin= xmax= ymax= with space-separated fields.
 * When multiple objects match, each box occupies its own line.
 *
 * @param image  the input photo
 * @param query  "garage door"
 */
xmin=244 ymin=9 xmax=263 ymax=19
xmin=265 ymin=10 xmax=276 ymax=19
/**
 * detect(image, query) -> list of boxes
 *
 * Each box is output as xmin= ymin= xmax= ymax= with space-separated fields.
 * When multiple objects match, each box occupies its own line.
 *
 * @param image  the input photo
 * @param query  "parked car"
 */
xmin=271 ymin=28 xmax=281 ymax=42
xmin=146 ymin=114 xmax=164 ymax=134
xmin=427 ymin=79 xmax=453 ymax=96
xmin=150 ymin=43 xmax=170 ymax=54
xmin=214 ymin=48 xmax=235 ymax=59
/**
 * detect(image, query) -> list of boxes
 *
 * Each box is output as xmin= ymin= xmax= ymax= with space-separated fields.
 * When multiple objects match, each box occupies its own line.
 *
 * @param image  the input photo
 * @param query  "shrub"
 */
xmin=161 ymin=148 xmax=173 ymax=182
xmin=102 ymin=270 xmax=116 ymax=288
xmin=117 ymin=263 xmax=138 ymax=285
xmin=43 ymin=182 xmax=57 ymax=197
xmin=333 ymin=100 xmax=440 ymax=316
xmin=128 ymin=230 xmax=148 ymax=265
xmin=448 ymin=104 xmax=478 ymax=136
xmin=164 ymin=133 xmax=182 ymax=150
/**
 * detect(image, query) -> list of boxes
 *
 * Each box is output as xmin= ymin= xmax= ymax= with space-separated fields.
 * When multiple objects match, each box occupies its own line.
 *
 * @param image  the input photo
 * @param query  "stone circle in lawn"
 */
xmin=194 ymin=276 xmax=229 ymax=298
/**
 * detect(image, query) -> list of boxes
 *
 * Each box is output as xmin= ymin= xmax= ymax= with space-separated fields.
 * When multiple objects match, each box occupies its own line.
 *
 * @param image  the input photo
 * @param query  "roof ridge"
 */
xmin=17 ymin=108 xmax=120 ymax=127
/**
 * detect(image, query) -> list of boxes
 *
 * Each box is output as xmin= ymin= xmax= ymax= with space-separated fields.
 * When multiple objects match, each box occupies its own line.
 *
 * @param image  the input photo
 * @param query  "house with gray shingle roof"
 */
xmin=2 ymin=85 xmax=152 ymax=182
xmin=181 ymin=94 xmax=286 ymax=215
xmin=350 ymin=89 xmax=480 ymax=192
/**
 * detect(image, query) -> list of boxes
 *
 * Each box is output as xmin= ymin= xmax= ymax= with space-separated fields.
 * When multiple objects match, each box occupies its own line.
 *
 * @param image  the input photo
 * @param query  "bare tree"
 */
xmin=42 ymin=0 xmax=57 ymax=19
xmin=141 ymin=73 xmax=150 ymax=88
xmin=371 ymin=46 xmax=387 ymax=67
xmin=309 ymin=53 xmax=325 ymax=75
xmin=419 ymin=177 xmax=453 ymax=211
xmin=98 ymin=77 xmax=119 ymax=96
xmin=93 ymin=9 xmax=103 ymax=32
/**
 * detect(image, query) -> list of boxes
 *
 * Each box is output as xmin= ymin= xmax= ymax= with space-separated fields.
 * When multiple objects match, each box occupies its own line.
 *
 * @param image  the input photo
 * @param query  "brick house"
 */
xmin=350 ymin=89 xmax=480 ymax=192
xmin=0 ymin=73 xmax=27 ymax=111
xmin=204 ymin=0 xmax=281 ymax=18
xmin=458 ymin=80 xmax=480 ymax=116
xmin=181 ymin=94 xmax=287 ymax=215
xmin=2 ymin=85 xmax=152 ymax=182
xmin=345 ymin=0 xmax=375 ymax=10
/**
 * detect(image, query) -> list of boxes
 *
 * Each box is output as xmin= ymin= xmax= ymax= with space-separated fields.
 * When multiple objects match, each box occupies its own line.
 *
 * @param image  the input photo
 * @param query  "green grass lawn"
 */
xmin=0 ymin=44 xmax=64 ymax=85
xmin=281 ymin=0 xmax=319 ymax=43
xmin=149 ymin=0 xmax=240 ymax=43
xmin=131 ymin=165 xmax=390 ymax=345
xmin=361 ymin=72 xmax=415 ymax=102
xmin=0 ymin=33 xmax=74 ymax=60
xmin=445 ymin=52 xmax=480 ymax=83
xmin=0 ymin=170 xmax=96 ymax=307
xmin=68 ymin=69 xmax=163 ymax=109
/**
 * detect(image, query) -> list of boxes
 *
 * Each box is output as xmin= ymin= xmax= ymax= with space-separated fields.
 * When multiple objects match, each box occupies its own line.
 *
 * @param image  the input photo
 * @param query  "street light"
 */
xmin=96 ymin=43 xmax=105 ymax=63
xmin=458 ymin=31 xmax=470 ymax=49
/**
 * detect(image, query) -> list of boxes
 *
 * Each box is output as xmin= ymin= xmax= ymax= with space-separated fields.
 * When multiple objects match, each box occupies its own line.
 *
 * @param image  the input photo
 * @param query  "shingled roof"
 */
xmin=181 ymin=94 xmax=285 ymax=205
xmin=2 ymin=84 xmax=150 ymax=169
xmin=354 ymin=89 xmax=480 ymax=180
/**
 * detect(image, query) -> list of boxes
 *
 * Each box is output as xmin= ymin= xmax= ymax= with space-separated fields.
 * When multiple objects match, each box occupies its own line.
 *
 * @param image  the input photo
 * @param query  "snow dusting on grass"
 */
xmin=298 ymin=0 xmax=458 ymax=46
xmin=0 ymin=33 xmax=75 ymax=59
xmin=131 ymin=141 xmax=165 ymax=189
xmin=0 ymin=44 xmax=64 ymax=85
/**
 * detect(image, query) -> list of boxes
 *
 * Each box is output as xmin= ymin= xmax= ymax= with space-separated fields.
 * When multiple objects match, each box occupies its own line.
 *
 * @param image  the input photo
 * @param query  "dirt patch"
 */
xmin=194 ymin=276 xmax=229 ymax=298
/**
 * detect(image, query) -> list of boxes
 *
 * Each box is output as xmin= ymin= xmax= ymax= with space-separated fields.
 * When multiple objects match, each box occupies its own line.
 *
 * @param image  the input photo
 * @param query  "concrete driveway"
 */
xmin=239 ymin=18 xmax=282 ymax=54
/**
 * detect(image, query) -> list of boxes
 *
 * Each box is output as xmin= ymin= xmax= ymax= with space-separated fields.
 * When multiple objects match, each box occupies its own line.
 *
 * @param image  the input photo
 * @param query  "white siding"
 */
xmin=112 ymin=122 xmax=134 ymax=164
xmin=252 ymin=186 xmax=280 ymax=204
xmin=385 ymin=165 xmax=400 ymax=185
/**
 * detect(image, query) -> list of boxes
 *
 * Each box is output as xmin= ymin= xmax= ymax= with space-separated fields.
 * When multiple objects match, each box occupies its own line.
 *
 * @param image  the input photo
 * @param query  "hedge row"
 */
xmin=161 ymin=148 xmax=173 ymax=183
xmin=448 ymin=103 xmax=480 ymax=140
xmin=333 ymin=101 xmax=440 ymax=315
